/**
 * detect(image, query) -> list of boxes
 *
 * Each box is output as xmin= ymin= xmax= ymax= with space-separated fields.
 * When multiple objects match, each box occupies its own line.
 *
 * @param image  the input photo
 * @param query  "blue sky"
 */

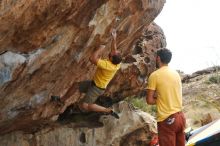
xmin=155 ymin=0 xmax=220 ymax=74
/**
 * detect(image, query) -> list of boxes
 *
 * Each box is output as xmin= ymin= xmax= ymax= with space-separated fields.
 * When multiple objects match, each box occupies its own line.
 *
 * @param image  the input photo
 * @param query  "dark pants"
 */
xmin=157 ymin=112 xmax=186 ymax=146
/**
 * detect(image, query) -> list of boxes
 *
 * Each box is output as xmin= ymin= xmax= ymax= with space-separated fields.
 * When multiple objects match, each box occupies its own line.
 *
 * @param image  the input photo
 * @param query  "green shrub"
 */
xmin=208 ymin=75 xmax=220 ymax=84
xmin=125 ymin=96 xmax=157 ymax=116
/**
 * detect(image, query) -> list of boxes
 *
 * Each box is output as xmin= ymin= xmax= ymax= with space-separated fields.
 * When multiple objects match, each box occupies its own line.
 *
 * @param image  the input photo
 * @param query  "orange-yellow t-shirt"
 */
xmin=93 ymin=59 xmax=120 ymax=89
xmin=147 ymin=66 xmax=182 ymax=122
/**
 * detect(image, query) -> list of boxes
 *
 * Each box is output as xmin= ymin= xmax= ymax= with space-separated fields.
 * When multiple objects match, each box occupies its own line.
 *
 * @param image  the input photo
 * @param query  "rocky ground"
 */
xmin=181 ymin=66 xmax=220 ymax=129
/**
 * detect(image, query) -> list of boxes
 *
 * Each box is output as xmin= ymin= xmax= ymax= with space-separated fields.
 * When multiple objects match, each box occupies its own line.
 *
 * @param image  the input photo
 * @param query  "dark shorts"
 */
xmin=79 ymin=80 xmax=105 ymax=104
xmin=157 ymin=111 xmax=186 ymax=146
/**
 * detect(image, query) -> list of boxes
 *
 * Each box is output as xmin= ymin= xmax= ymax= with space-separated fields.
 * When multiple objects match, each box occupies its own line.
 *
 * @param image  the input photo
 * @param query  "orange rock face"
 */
xmin=0 ymin=0 xmax=166 ymax=135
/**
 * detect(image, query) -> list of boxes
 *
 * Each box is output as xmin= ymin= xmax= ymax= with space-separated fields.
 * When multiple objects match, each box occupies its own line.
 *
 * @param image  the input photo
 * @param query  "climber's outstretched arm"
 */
xmin=89 ymin=45 xmax=105 ymax=65
xmin=111 ymin=29 xmax=117 ymax=54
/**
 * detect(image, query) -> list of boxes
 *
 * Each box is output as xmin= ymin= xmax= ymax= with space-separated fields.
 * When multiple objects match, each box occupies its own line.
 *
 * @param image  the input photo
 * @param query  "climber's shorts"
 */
xmin=79 ymin=80 xmax=105 ymax=104
xmin=157 ymin=111 xmax=186 ymax=146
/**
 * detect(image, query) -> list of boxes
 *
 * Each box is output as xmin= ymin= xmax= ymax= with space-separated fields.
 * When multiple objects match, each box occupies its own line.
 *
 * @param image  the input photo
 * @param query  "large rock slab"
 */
xmin=0 ymin=0 xmax=166 ymax=137
xmin=0 ymin=102 xmax=157 ymax=146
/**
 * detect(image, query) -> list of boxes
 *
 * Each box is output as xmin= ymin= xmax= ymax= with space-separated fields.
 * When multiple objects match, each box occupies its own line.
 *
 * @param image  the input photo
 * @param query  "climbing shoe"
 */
xmin=51 ymin=95 xmax=64 ymax=106
xmin=51 ymin=95 xmax=61 ymax=102
xmin=110 ymin=110 xmax=120 ymax=119
xmin=50 ymin=95 xmax=64 ymax=106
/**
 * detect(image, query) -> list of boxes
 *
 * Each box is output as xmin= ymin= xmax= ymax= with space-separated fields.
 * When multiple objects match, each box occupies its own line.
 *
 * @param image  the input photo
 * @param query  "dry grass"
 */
xmin=183 ymin=71 xmax=220 ymax=128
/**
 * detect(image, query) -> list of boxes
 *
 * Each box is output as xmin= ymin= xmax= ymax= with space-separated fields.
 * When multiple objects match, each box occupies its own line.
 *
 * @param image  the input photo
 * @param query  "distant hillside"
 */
xmin=181 ymin=66 xmax=220 ymax=129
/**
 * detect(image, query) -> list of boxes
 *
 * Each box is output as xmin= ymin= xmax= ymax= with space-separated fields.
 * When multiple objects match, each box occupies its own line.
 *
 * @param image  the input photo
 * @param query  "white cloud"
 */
xmin=155 ymin=0 xmax=220 ymax=74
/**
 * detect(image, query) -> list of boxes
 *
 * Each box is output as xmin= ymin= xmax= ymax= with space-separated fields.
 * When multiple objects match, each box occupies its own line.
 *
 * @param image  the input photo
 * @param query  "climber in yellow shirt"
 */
xmin=77 ymin=29 xmax=122 ymax=118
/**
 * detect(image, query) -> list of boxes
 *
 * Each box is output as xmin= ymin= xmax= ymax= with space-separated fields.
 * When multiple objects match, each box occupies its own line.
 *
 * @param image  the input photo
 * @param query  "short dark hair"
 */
xmin=111 ymin=54 xmax=122 ymax=65
xmin=156 ymin=48 xmax=172 ymax=64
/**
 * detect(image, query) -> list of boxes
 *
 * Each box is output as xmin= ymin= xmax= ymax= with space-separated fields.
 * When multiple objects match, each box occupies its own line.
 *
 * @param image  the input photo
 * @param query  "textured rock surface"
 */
xmin=0 ymin=0 xmax=166 ymax=144
xmin=0 ymin=102 xmax=157 ymax=146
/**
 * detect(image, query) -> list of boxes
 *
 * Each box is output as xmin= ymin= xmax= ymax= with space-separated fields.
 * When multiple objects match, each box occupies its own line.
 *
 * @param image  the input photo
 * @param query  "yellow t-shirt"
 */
xmin=147 ymin=66 xmax=182 ymax=122
xmin=93 ymin=59 xmax=121 ymax=89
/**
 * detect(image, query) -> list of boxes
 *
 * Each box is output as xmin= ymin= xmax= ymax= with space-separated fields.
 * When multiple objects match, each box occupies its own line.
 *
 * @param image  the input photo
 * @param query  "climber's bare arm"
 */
xmin=89 ymin=45 xmax=105 ymax=65
xmin=111 ymin=29 xmax=117 ymax=54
